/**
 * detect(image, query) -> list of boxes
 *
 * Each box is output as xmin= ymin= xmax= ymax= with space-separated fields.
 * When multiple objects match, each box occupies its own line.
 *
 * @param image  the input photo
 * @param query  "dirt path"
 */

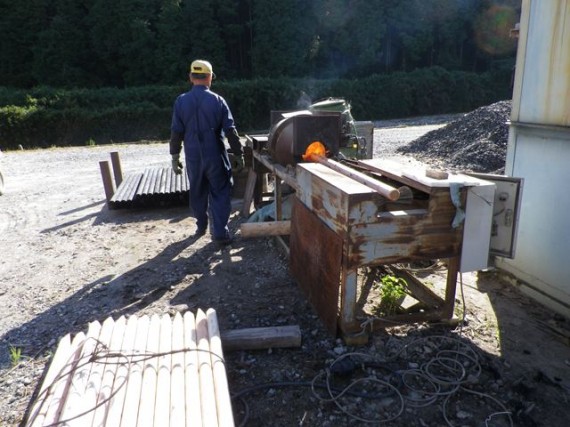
xmin=1 ymin=125 xmax=569 ymax=426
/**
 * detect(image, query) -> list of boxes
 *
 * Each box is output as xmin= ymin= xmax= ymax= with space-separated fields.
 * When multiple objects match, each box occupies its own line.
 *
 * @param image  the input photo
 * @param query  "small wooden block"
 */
xmin=426 ymin=169 xmax=449 ymax=180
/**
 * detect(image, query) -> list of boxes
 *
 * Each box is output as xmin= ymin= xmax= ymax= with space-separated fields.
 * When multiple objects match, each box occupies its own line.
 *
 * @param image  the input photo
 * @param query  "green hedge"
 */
xmin=0 ymin=67 xmax=512 ymax=150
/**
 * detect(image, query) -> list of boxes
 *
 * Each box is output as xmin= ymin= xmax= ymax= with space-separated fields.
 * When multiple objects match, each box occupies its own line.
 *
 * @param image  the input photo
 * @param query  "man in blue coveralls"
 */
xmin=169 ymin=59 xmax=244 ymax=245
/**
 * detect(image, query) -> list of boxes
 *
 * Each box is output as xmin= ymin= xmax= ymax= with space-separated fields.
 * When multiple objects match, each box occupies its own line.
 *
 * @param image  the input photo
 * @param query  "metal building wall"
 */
xmin=497 ymin=0 xmax=570 ymax=317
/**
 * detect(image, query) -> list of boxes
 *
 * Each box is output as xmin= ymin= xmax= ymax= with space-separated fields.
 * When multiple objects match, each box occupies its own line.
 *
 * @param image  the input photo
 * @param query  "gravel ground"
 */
xmin=1 ymin=111 xmax=569 ymax=427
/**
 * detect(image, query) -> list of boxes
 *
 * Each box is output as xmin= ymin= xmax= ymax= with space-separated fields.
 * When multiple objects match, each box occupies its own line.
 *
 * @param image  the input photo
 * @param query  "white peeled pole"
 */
xmin=309 ymin=154 xmax=400 ymax=201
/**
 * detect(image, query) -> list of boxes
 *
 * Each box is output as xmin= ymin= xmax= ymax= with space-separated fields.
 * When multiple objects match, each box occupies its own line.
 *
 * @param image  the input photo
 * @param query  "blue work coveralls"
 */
xmin=171 ymin=85 xmax=239 ymax=241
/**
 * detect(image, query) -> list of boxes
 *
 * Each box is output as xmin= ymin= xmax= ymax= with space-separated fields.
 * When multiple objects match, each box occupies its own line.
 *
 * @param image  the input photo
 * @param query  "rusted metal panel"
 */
xmin=297 ymin=164 xmax=464 ymax=268
xmin=348 ymin=224 xmax=462 ymax=267
xmin=296 ymin=163 xmax=385 ymax=235
xmin=347 ymin=214 xmax=462 ymax=267
xmin=290 ymin=198 xmax=342 ymax=335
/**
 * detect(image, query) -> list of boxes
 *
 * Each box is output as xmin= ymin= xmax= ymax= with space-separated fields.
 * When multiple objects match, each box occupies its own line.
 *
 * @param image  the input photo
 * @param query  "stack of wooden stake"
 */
xmin=25 ymin=309 xmax=234 ymax=426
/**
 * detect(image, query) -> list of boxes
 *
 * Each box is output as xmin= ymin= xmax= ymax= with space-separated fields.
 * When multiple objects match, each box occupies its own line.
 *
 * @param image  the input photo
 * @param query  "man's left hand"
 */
xmin=232 ymin=155 xmax=245 ymax=172
xmin=171 ymin=154 xmax=183 ymax=174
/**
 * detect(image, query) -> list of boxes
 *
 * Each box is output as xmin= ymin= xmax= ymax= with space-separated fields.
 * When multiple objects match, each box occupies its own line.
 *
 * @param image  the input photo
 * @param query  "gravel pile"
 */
xmin=396 ymin=100 xmax=512 ymax=174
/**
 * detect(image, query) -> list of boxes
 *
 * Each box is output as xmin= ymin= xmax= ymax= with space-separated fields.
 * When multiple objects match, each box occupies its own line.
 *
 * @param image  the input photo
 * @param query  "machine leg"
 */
xmin=442 ymin=257 xmax=460 ymax=319
xmin=274 ymin=177 xmax=283 ymax=220
xmin=241 ymin=169 xmax=257 ymax=218
xmin=338 ymin=263 xmax=370 ymax=345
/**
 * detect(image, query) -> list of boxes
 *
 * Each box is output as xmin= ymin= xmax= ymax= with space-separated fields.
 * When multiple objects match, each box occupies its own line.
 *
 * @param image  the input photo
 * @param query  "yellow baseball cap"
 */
xmin=190 ymin=59 xmax=215 ymax=78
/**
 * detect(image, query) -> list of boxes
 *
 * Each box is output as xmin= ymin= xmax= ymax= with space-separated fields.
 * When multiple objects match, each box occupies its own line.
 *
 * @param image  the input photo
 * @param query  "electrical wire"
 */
xmin=27 ymin=266 xmax=512 ymax=426
xmin=442 ymin=386 xmax=514 ymax=427
xmin=310 ymin=352 xmax=405 ymax=424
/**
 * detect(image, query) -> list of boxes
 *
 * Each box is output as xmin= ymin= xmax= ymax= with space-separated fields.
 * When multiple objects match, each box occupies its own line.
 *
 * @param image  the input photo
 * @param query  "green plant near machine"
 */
xmin=374 ymin=274 xmax=407 ymax=315
xmin=9 ymin=345 xmax=22 ymax=366
xmin=85 ymin=138 xmax=96 ymax=146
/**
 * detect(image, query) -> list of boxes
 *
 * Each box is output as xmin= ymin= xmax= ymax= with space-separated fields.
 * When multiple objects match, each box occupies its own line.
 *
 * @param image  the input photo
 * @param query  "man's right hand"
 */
xmin=171 ymin=154 xmax=183 ymax=175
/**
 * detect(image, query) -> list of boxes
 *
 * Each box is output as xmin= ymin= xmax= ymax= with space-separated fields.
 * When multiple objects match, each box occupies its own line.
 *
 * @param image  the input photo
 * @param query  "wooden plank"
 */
xmin=59 ymin=321 xmax=102 ymax=424
xmin=290 ymin=198 xmax=342 ymax=335
xmin=388 ymin=266 xmax=445 ymax=309
xmin=196 ymin=309 xmax=218 ymax=427
xmin=221 ymin=325 xmax=301 ymax=351
xmin=240 ymin=169 xmax=257 ymax=218
xmin=138 ymin=314 xmax=161 ymax=427
xmin=105 ymin=315 xmax=138 ymax=427
xmin=206 ymin=309 xmax=234 ymax=427
xmin=121 ymin=315 xmax=150 ymax=427
xmin=154 ymin=315 xmax=172 ymax=426
xmin=183 ymin=312 xmax=202 ymax=426
xmin=239 ymin=221 xmax=291 ymax=237
xmin=27 ymin=332 xmax=84 ymax=427
xmin=170 ymin=313 xmax=186 ymax=426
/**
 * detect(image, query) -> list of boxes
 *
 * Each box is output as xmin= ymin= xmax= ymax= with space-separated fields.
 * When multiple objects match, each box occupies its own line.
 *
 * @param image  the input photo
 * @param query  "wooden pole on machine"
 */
xmin=303 ymin=142 xmax=400 ymax=201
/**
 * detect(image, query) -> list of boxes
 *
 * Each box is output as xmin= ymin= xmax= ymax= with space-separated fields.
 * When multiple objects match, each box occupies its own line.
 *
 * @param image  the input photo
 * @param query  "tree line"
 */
xmin=0 ymin=0 xmax=520 ymax=89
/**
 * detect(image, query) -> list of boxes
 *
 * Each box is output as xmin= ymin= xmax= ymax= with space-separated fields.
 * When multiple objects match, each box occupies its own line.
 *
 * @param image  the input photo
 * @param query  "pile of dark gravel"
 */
xmin=397 ymin=100 xmax=512 ymax=174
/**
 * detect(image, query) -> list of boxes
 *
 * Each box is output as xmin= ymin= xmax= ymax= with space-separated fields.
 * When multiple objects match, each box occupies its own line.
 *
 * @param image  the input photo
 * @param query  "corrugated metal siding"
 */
xmin=109 ymin=167 xmax=189 ymax=209
xmin=513 ymin=0 xmax=570 ymax=126
xmin=503 ymin=0 xmax=570 ymax=317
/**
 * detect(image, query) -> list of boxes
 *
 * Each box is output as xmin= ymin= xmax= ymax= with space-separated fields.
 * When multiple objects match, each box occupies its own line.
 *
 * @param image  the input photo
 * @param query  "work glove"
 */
xmin=171 ymin=154 xmax=183 ymax=175
xmin=232 ymin=155 xmax=245 ymax=172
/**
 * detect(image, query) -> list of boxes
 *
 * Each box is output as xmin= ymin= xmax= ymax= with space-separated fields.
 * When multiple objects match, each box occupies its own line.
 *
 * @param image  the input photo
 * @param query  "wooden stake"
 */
xmin=105 ymin=316 xmax=138 ymax=426
xmin=196 ymin=309 xmax=218 ymax=426
xmin=170 ymin=313 xmax=186 ymax=425
xmin=240 ymin=221 xmax=291 ymax=237
xmin=99 ymin=161 xmax=116 ymax=203
xmin=311 ymin=155 xmax=400 ymax=201
xmin=121 ymin=315 xmax=150 ymax=427
xmin=206 ymin=309 xmax=234 ymax=427
xmin=183 ymin=312 xmax=201 ymax=426
xmin=59 ymin=321 xmax=102 ymax=424
xmin=138 ymin=314 xmax=161 ymax=427
xmin=154 ymin=315 xmax=172 ymax=426
xmin=221 ymin=325 xmax=302 ymax=351
xmin=110 ymin=151 xmax=124 ymax=187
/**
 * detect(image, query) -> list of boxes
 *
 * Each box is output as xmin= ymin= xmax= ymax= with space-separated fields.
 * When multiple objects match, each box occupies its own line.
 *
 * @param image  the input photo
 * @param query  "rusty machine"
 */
xmin=241 ymin=100 xmax=522 ymax=343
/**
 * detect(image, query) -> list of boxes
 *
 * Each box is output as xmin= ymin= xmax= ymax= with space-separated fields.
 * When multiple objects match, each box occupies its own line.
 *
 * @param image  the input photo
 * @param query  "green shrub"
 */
xmin=0 ymin=68 xmax=512 ymax=150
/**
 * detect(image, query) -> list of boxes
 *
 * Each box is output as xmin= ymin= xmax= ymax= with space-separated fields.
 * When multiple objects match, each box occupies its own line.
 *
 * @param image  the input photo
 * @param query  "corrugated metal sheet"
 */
xmin=109 ymin=167 xmax=189 ymax=209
